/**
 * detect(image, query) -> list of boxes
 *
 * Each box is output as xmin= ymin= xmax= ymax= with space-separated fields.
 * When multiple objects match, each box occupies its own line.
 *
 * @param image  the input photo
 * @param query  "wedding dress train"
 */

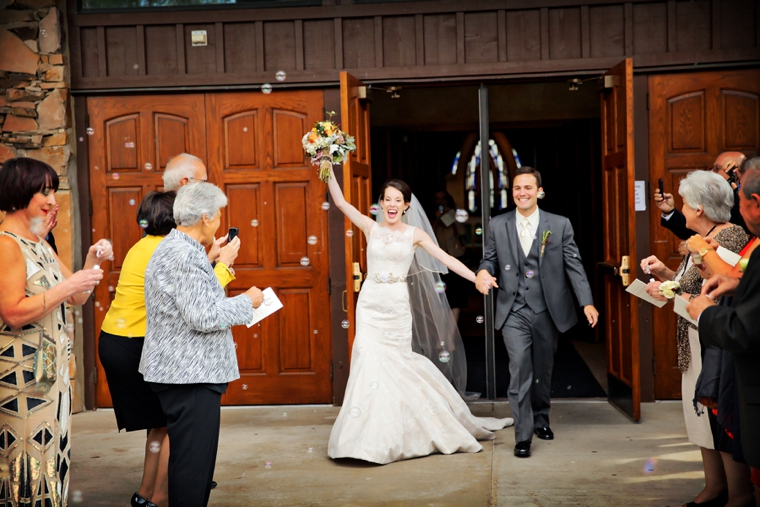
xmin=328 ymin=224 xmax=512 ymax=464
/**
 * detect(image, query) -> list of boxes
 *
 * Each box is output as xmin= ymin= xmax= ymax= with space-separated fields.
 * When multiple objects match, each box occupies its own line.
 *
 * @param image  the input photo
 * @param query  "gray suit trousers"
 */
xmin=501 ymin=306 xmax=559 ymax=443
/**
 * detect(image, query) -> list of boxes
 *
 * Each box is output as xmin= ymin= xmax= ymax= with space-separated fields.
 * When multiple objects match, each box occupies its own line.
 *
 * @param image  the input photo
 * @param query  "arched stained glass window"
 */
xmin=461 ymin=139 xmax=511 ymax=213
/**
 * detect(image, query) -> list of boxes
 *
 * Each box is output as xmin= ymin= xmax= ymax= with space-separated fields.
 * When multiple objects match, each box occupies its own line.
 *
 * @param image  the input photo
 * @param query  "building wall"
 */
xmin=1 ymin=0 xmax=84 ymax=412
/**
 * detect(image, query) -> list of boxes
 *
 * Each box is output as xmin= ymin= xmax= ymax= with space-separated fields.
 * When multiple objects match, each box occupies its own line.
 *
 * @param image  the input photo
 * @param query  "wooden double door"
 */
xmin=87 ymin=90 xmax=333 ymax=406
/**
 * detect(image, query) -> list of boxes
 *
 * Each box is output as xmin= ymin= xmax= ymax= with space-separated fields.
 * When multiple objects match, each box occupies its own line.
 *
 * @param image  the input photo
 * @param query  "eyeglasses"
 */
xmin=189 ymin=177 xmax=209 ymax=183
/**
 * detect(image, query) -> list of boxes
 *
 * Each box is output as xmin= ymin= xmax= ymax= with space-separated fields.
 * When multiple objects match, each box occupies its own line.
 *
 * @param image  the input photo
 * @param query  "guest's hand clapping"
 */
xmin=246 ymin=286 xmax=264 ymax=308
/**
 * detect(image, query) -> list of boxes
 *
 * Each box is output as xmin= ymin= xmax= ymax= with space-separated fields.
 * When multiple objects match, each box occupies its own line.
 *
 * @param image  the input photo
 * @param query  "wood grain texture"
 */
xmin=464 ymin=11 xmax=498 ymax=63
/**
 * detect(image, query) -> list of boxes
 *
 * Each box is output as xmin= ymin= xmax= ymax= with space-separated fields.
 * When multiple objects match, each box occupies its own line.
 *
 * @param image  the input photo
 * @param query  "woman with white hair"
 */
xmin=139 ymin=182 xmax=264 ymax=507
xmin=641 ymin=170 xmax=749 ymax=507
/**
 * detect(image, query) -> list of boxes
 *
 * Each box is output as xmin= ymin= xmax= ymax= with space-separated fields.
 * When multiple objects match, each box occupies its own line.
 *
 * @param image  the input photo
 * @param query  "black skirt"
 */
xmin=98 ymin=331 xmax=167 ymax=432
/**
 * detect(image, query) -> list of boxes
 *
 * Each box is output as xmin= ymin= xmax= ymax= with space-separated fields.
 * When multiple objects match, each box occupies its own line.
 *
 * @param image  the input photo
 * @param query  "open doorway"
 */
xmin=366 ymin=80 xmax=607 ymax=399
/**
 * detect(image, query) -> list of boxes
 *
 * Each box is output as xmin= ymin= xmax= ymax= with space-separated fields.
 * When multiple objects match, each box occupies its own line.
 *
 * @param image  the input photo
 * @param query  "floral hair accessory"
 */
xmin=540 ymin=230 xmax=552 ymax=258
xmin=302 ymin=111 xmax=356 ymax=182
xmin=659 ymin=280 xmax=682 ymax=299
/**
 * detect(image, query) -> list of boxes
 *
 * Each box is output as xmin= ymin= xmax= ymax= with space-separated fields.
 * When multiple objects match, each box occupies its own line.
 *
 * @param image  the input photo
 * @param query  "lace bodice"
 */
xmin=366 ymin=224 xmax=415 ymax=277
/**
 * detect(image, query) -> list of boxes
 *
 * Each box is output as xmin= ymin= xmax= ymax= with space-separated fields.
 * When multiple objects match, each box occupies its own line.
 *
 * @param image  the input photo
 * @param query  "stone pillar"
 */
xmin=1 ymin=0 xmax=84 ymax=413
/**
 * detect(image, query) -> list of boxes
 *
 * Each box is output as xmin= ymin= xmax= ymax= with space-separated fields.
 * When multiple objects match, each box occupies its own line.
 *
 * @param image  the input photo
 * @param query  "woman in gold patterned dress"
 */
xmin=0 ymin=158 xmax=112 ymax=506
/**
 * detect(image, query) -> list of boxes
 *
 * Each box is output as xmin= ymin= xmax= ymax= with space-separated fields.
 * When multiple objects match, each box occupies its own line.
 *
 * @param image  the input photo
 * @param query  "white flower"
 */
xmin=659 ymin=280 xmax=681 ymax=299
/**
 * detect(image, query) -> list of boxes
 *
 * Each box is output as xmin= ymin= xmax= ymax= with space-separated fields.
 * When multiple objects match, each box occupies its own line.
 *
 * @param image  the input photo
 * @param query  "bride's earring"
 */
xmin=403 ymin=207 xmax=408 ymax=215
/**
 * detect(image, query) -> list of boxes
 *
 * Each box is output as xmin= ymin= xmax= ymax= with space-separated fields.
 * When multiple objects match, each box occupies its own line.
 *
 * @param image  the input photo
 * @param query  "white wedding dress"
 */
xmin=328 ymin=224 xmax=513 ymax=464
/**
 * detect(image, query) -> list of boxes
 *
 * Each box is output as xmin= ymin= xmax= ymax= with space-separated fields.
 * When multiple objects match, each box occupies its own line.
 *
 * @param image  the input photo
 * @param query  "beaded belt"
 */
xmin=368 ymin=272 xmax=407 ymax=283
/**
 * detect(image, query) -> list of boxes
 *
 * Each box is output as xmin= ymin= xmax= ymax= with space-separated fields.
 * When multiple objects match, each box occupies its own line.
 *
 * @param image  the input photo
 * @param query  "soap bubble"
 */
xmin=94 ymin=301 xmax=100 ymax=307
xmin=264 ymin=461 xmax=271 ymax=469
xmin=349 ymin=407 xmax=361 ymax=418
xmin=242 ymin=384 xmax=248 ymax=390
xmin=108 ymin=285 xmax=114 ymax=292
xmin=300 ymin=257 xmax=310 ymax=266
xmin=129 ymin=199 xmax=135 ymax=206
xmin=475 ymin=227 xmax=483 ymax=236
xmin=86 ymin=127 xmax=94 ymax=136
xmin=275 ymin=70 xmax=287 ymax=82
xmin=282 ymin=412 xmax=287 ymax=417
xmin=455 ymin=209 xmax=469 ymax=223
xmin=70 ymin=490 xmax=83 ymax=503
xmin=139 ymin=219 xmax=149 ymax=229
xmin=434 ymin=281 xmax=446 ymax=293
xmin=125 ymin=142 xmax=135 ymax=148
xmin=341 ymin=320 xmax=349 ymax=329
xmin=369 ymin=204 xmax=379 ymax=215
xmin=149 ymin=441 xmax=161 ymax=453
xmin=251 ymin=219 xmax=259 ymax=227
xmin=261 ymin=83 xmax=272 ymax=94
xmin=115 ymin=318 xmax=126 ymax=329
xmin=307 ymin=447 xmax=313 ymax=453
xmin=321 ymin=202 xmax=330 ymax=211
xmin=476 ymin=315 xmax=484 ymax=324
xmin=438 ymin=351 xmax=451 ymax=363
xmin=307 ymin=235 xmax=318 ymax=245
xmin=643 ymin=457 xmax=658 ymax=474
xmin=112 ymin=173 xmax=120 ymax=180
xmin=133 ymin=63 xmax=139 ymax=70
xmin=145 ymin=163 xmax=152 ymax=171
xmin=370 ymin=382 xmax=378 ymax=389
xmin=346 ymin=230 xmax=354 ymax=238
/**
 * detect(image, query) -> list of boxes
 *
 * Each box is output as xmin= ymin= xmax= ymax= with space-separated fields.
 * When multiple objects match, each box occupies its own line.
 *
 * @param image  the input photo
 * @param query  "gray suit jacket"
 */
xmin=478 ymin=208 xmax=594 ymax=332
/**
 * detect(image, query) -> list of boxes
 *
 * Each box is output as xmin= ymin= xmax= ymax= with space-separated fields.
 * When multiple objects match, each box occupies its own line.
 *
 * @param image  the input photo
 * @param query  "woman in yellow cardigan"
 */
xmin=98 ymin=191 xmax=238 ymax=507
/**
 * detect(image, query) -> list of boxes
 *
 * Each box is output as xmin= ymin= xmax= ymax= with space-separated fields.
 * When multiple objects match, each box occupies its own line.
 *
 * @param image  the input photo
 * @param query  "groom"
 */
xmin=476 ymin=166 xmax=599 ymax=458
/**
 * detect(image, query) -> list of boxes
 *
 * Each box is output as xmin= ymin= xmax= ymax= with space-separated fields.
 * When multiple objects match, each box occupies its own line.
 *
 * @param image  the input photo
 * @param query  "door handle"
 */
xmin=352 ymin=262 xmax=362 ymax=293
xmin=597 ymin=256 xmax=631 ymax=287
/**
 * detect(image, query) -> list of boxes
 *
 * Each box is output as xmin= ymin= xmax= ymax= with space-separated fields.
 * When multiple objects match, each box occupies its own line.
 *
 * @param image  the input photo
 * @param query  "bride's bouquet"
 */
xmin=302 ymin=112 xmax=356 ymax=182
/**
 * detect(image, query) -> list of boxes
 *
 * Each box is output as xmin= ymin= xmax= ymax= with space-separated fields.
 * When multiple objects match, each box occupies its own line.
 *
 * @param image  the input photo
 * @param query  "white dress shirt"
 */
xmin=517 ymin=208 xmax=540 ymax=257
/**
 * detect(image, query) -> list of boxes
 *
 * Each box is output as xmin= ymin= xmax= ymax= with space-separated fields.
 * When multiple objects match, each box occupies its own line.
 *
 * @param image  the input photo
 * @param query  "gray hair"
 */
xmin=741 ymin=156 xmax=760 ymax=178
xmin=678 ymin=170 xmax=733 ymax=223
xmin=174 ymin=182 xmax=227 ymax=226
xmin=741 ymin=160 xmax=760 ymax=200
xmin=163 ymin=153 xmax=204 ymax=191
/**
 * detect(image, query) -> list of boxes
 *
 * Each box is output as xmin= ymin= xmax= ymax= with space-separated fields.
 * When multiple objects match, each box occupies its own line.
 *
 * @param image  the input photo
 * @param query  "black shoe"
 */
xmin=131 ymin=493 xmax=158 ymax=507
xmin=535 ymin=427 xmax=554 ymax=440
xmin=211 ymin=480 xmax=218 ymax=490
xmin=682 ymin=490 xmax=729 ymax=507
xmin=514 ymin=441 xmax=531 ymax=458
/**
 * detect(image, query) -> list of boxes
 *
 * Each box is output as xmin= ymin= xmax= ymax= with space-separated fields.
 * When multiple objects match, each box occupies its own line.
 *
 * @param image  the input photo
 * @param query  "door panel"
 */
xmin=648 ymin=69 xmax=760 ymax=399
xmin=206 ymin=90 xmax=332 ymax=405
xmin=600 ymin=58 xmax=640 ymax=421
xmin=88 ymin=94 xmax=207 ymax=407
xmin=340 ymin=72 xmax=372 ymax=358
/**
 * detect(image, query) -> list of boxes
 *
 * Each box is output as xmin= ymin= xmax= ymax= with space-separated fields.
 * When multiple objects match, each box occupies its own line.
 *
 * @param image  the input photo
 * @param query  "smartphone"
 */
xmin=227 ymin=227 xmax=239 ymax=242
xmin=658 ymin=178 xmax=664 ymax=195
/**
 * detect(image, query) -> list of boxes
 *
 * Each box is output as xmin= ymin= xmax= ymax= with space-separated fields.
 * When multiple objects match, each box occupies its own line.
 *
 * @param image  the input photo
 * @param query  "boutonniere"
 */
xmin=540 ymin=231 xmax=552 ymax=258
xmin=738 ymin=258 xmax=749 ymax=273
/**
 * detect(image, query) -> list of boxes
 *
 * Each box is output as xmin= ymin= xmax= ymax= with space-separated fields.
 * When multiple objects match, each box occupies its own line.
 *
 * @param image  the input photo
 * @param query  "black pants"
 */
xmin=151 ymin=383 xmax=225 ymax=507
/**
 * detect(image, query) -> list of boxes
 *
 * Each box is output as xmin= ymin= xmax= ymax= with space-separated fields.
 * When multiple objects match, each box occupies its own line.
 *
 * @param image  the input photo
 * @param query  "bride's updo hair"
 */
xmin=380 ymin=179 xmax=412 ymax=204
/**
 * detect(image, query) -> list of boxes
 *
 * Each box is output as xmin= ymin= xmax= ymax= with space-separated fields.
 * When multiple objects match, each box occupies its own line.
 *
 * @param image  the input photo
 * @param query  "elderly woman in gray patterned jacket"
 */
xmin=139 ymin=182 xmax=264 ymax=507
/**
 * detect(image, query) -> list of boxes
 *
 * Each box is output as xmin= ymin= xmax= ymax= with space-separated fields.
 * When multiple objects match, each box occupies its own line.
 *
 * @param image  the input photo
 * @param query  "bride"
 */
xmin=326 ymin=174 xmax=513 ymax=465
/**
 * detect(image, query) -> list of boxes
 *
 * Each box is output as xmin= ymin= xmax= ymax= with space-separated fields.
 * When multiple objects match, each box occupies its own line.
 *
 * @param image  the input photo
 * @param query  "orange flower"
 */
xmin=308 ymin=132 xmax=318 ymax=143
xmin=324 ymin=124 xmax=335 ymax=136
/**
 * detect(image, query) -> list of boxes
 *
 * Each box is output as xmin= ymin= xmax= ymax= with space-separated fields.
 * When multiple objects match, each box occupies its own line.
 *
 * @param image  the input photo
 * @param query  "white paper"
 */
xmin=716 ymin=246 xmax=741 ymax=267
xmin=634 ymin=181 xmax=646 ymax=211
xmin=246 ymin=287 xmax=283 ymax=327
xmin=625 ymin=279 xmax=668 ymax=308
xmin=440 ymin=209 xmax=455 ymax=227
xmin=674 ymin=295 xmax=698 ymax=327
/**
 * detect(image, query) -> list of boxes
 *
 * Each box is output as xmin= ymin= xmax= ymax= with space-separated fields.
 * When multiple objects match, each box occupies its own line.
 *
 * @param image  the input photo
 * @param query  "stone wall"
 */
xmin=1 ymin=0 xmax=84 ymax=412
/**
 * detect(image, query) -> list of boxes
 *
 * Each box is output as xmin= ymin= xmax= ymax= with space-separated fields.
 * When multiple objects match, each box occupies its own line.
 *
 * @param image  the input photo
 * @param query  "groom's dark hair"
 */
xmin=380 ymin=179 xmax=412 ymax=203
xmin=514 ymin=166 xmax=542 ymax=188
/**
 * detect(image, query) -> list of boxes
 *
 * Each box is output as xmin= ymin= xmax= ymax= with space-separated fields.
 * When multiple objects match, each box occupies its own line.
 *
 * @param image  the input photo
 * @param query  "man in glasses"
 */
xmin=654 ymin=151 xmax=749 ymax=239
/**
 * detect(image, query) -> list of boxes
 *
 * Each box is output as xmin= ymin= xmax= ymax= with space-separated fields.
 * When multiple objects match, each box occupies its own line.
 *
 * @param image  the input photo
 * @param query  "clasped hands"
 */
xmin=475 ymin=270 xmax=498 ymax=295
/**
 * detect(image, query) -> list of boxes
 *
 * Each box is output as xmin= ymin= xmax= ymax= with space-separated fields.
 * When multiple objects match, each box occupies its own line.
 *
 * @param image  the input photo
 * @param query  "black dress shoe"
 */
xmin=514 ymin=441 xmax=531 ymax=458
xmin=682 ymin=490 xmax=728 ymax=507
xmin=211 ymin=480 xmax=218 ymax=489
xmin=131 ymin=493 xmax=158 ymax=507
xmin=535 ymin=427 xmax=554 ymax=440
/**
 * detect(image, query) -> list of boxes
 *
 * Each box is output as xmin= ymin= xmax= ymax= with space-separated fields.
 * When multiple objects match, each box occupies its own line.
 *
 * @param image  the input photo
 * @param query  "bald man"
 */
xmin=654 ymin=151 xmax=749 ymax=239
xmin=163 ymin=153 xmax=240 ymax=291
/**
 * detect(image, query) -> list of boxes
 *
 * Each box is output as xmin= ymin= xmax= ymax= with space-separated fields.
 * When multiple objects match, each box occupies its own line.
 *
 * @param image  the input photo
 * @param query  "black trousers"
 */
xmin=151 ymin=383 xmax=224 ymax=507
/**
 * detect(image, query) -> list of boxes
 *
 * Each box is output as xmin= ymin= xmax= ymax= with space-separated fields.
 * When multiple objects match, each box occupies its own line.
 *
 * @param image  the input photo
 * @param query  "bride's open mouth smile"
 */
xmin=386 ymin=208 xmax=398 ymax=219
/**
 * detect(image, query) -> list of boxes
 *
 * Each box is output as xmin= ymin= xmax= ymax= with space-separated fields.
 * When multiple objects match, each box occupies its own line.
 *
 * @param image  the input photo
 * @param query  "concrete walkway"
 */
xmin=71 ymin=401 xmax=704 ymax=506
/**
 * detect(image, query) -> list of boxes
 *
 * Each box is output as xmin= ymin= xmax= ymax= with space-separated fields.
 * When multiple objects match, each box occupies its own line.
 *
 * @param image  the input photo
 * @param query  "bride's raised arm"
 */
xmin=326 ymin=172 xmax=375 ymax=235
xmin=413 ymin=228 xmax=477 ymax=283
